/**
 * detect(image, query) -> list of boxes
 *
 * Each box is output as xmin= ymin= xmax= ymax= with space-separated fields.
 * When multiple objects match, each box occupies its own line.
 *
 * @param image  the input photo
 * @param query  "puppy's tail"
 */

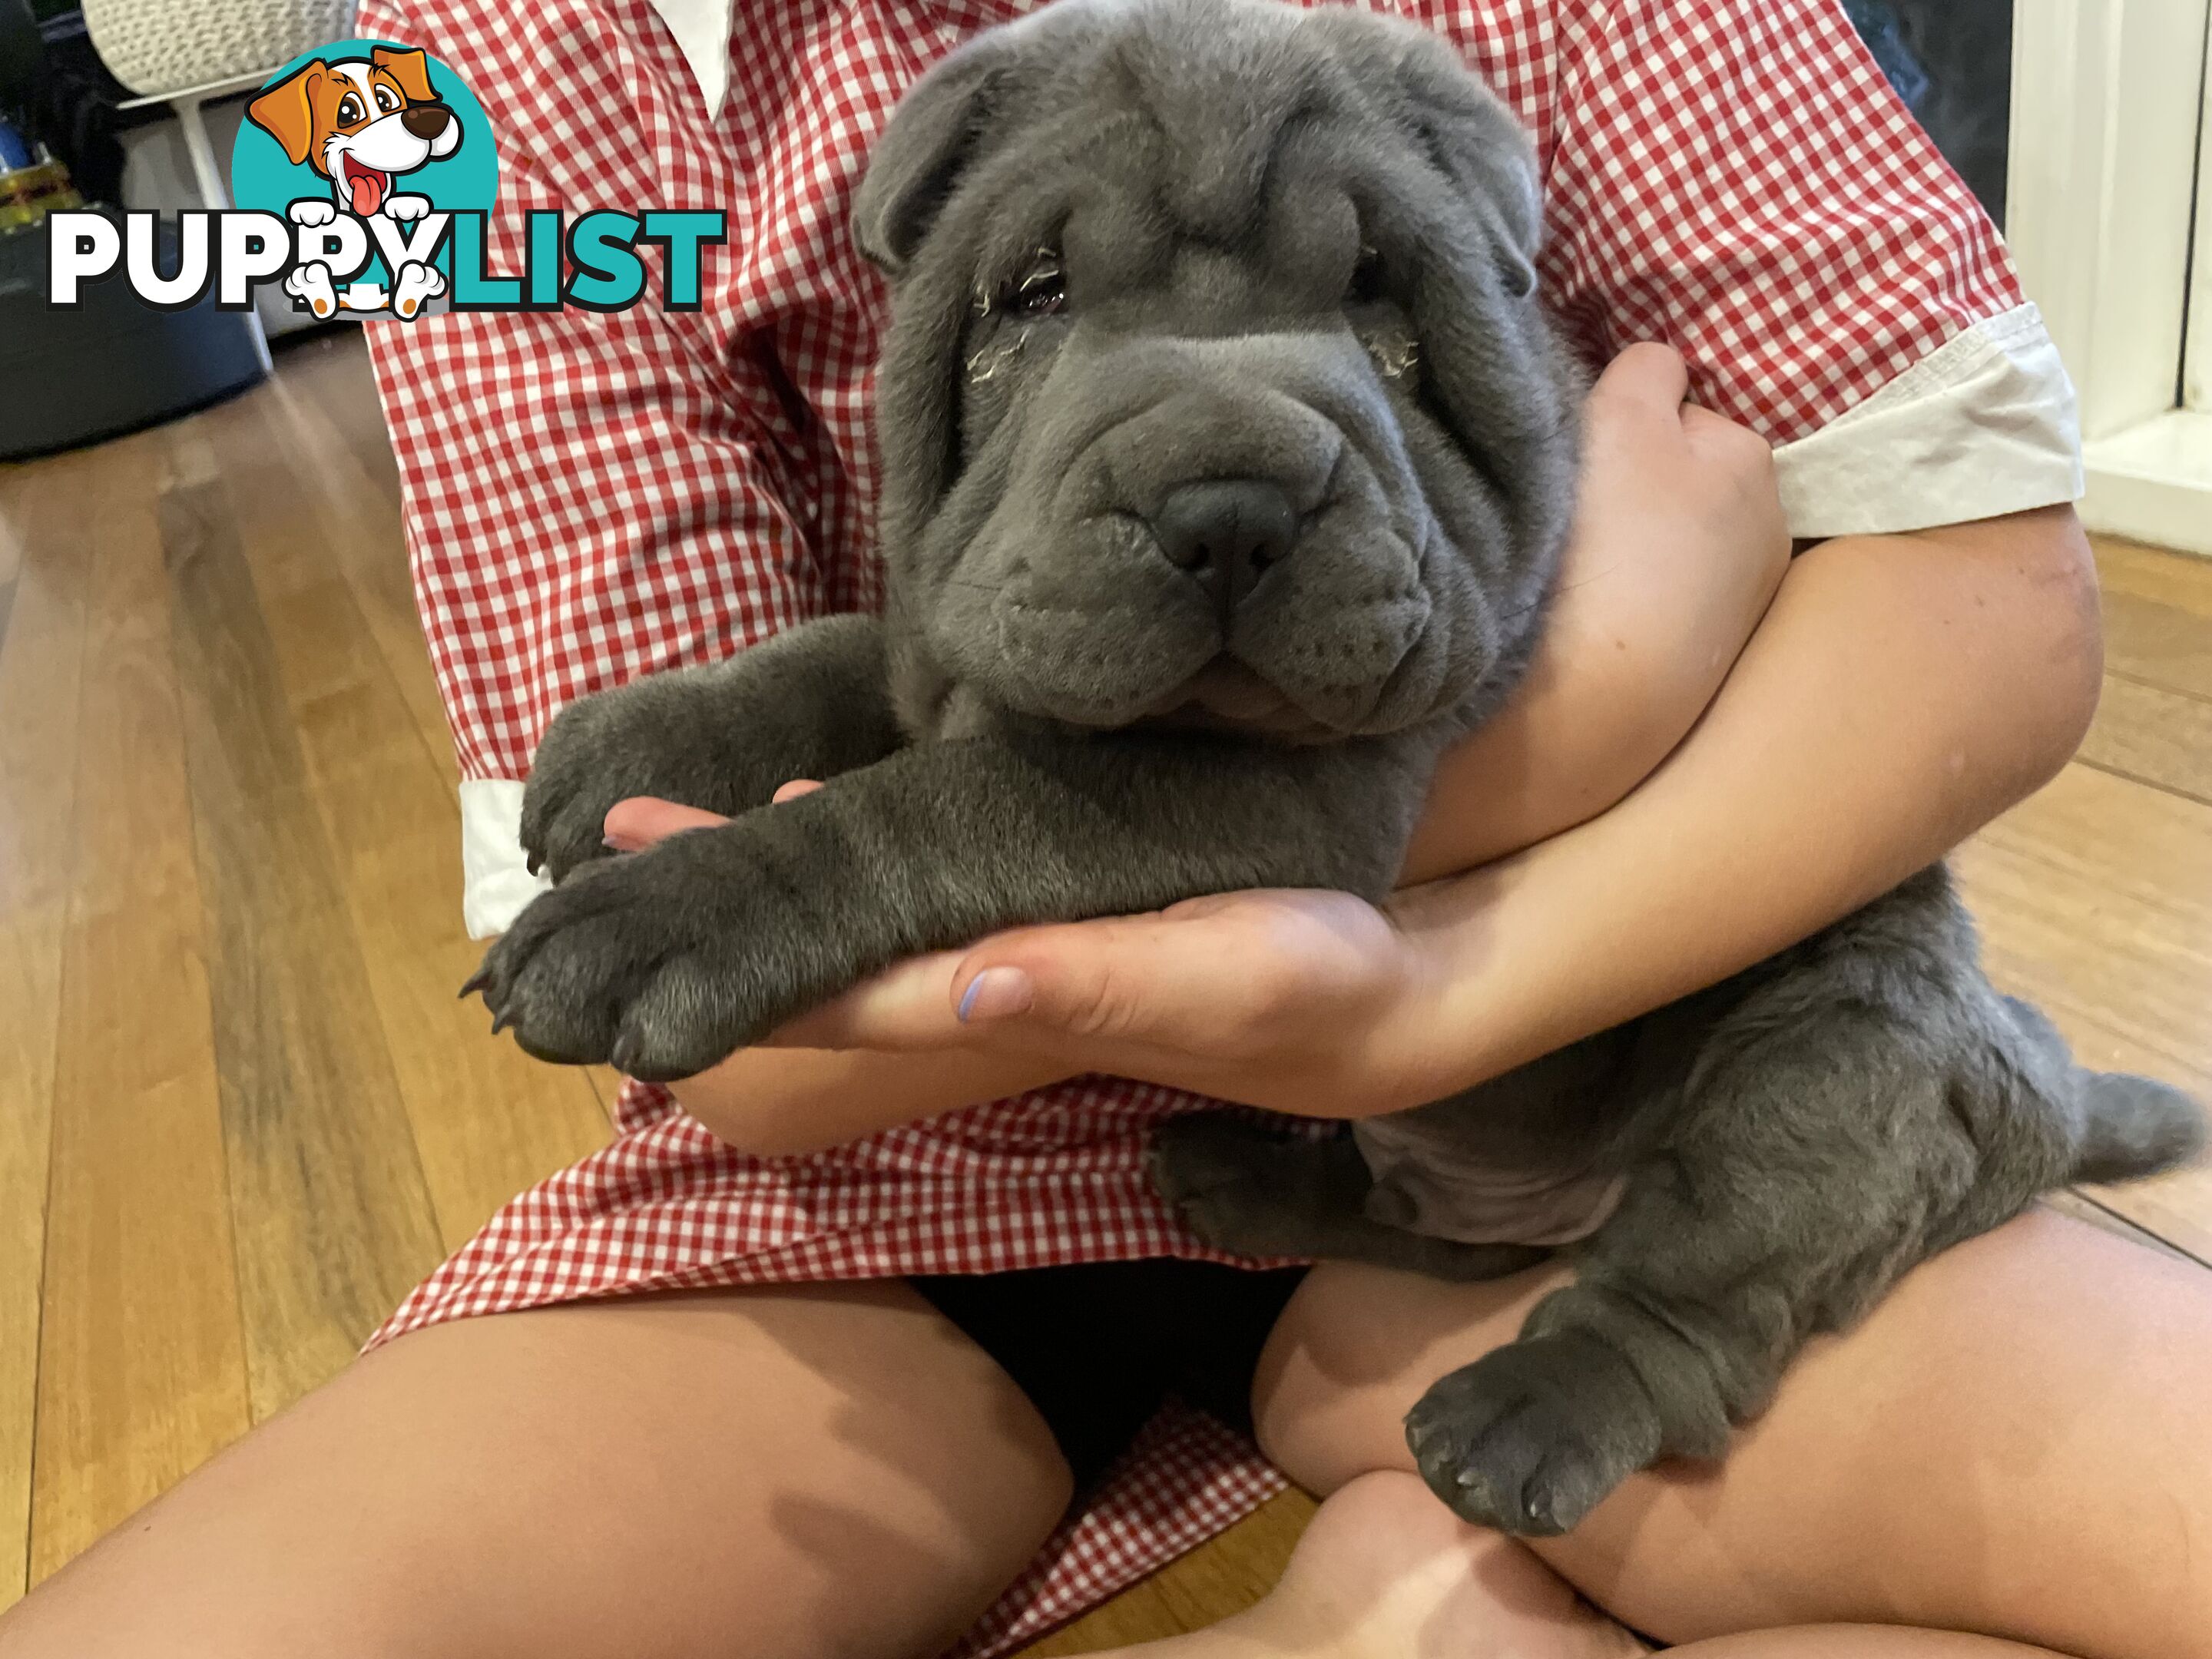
xmin=2003 ymin=995 xmax=2207 ymax=1184
xmin=2071 ymin=1072 xmax=2208 ymax=1184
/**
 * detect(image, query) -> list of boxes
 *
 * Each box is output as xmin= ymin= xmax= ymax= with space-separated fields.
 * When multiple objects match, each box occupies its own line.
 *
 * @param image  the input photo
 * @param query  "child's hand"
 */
xmin=595 ymin=793 xmax=1438 ymax=1138
xmin=763 ymin=884 xmax=1435 ymax=1117
xmin=1402 ymin=342 xmax=1790 ymax=879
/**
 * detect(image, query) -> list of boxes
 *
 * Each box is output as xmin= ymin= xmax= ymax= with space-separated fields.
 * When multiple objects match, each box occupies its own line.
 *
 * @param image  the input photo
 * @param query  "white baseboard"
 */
xmin=2082 ymin=410 xmax=2212 ymax=558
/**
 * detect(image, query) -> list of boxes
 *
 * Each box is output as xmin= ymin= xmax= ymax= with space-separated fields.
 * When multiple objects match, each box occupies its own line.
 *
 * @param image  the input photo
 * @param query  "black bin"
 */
xmin=0 ymin=207 xmax=267 ymax=460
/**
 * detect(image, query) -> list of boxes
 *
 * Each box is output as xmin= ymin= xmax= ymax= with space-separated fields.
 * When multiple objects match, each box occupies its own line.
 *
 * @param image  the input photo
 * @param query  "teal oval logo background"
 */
xmin=230 ymin=39 xmax=498 ymax=297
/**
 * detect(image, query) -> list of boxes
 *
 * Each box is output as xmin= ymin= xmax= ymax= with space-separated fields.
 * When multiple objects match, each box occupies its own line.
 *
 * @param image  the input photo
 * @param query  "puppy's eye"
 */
xmin=1347 ymin=244 xmax=1386 ymax=306
xmin=336 ymin=93 xmax=366 ymax=125
xmin=1007 ymin=250 xmax=1066 ymax=318
xmin=374 ymin=84 xmax=402 ymax=114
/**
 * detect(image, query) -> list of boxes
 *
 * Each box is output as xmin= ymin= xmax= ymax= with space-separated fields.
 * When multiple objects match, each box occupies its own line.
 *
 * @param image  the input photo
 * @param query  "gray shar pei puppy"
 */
xmin=469 ymin=0 xmax=2204 ymax=1535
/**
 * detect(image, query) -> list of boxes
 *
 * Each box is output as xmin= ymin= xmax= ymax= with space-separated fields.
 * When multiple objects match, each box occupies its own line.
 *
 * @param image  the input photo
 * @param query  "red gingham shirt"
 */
xmin=350 ymin=2 xmax=2027 ymax=1649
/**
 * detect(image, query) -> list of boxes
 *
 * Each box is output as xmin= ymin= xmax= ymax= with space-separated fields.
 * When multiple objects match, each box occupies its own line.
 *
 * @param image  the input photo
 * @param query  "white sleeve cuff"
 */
xmin=1772 ymin=302 xmax=2085 ymax=539
xmin=460 ymin=778 xmax=552 ymax=939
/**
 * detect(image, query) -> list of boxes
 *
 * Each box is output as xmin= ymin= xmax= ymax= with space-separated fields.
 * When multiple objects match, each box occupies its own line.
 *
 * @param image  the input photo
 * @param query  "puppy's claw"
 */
xmin=459 ymin=966 xmax=492 ymax=999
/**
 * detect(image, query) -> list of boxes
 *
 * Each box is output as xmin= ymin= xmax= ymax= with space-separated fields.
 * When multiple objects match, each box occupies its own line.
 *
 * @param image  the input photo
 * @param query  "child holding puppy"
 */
xmin=5 ymin=4 xmax=2200 ymax=1658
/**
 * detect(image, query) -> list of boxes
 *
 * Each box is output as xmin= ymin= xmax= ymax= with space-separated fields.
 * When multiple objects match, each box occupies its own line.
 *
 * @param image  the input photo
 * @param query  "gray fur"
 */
xmin=469 ymin=0 xmax=2207 ymax=1533
xmin=472 ymin=0 xmax=1571 ymax=1073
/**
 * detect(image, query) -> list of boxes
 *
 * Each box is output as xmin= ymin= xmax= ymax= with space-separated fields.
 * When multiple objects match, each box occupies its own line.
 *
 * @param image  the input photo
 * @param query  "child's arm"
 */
xmin=663 ymin=496 xmax=2094 ymax=1151
xmin=1398 ymin=344 xmax=1791 ymax=882
xmin=1356 ymin=498 xmax=2101 ymax=1108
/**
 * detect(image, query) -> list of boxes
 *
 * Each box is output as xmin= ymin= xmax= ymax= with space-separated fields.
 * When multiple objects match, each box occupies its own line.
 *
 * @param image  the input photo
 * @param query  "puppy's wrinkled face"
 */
xmin=859 ymin=0 xmax=1581 ymax=741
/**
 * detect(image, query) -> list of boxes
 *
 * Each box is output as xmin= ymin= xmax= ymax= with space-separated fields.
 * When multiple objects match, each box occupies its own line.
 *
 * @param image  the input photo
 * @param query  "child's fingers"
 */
xmin=1592 ymin=340 xmax=1690 ymax=416
xmin=602 ymin=780 xmax=823 ymax=850
xmin=601 ymin=796 xmax=730 ymax=851
xmin=761 ymin=949 xmax=980 ymax=1049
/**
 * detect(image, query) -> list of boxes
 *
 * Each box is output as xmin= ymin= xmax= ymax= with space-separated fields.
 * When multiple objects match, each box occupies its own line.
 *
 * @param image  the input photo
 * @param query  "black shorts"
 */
xmin=909 ymin=1259 xmax=1311 ymax=1493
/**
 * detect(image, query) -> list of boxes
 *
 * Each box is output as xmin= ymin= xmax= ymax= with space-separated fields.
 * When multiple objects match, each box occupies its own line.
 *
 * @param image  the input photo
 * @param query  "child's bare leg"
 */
xmin=1065 ymin=1472 xmax=2067 ymax=1658
xmin=1673 ymin=1632 xmax=2069 ymax=1657
xmin=1072 ymin=1470 xmax=1641 ymax=1659
xmin=0 ymin=1282 xmax=1071 ymax=1659
xmin=1255 ymin=1208 xmax=2212 ymax=1659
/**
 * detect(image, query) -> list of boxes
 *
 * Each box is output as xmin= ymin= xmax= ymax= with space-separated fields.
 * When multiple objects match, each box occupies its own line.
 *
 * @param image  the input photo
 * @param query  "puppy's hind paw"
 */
xmin=1148 ymin=1113 xmax=1356 ymax=1260
xmin=1406 ymin=1332 xmax=1662 ymax=1536
xmin=1151 ymin=1113 xmax=1281 ymax=1207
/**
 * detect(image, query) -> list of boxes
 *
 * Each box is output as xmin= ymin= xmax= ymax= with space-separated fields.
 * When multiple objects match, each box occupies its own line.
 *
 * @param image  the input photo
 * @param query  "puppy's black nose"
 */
xmin=1151 ymin=480 xmax=1297 ymax=619
xmin=402 ymin=103 xmax=453 ymax=140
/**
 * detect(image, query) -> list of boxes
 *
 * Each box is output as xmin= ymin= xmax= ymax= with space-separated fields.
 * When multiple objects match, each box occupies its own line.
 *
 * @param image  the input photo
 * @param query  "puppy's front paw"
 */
xmin=288 ymin=199 xmax=337 ymax=227
xmin=518 ymin=698 xmax=647 ymax=884
xmin=1405 ymin=1332 xmax=1661 ymax=1535
xmin=386 ymin=193 xmax=432 ymax=222
xmin=520 ymin=685 xmax=737 ymax=884
xmin=465 ymin=829 xmax=812 ymax=1081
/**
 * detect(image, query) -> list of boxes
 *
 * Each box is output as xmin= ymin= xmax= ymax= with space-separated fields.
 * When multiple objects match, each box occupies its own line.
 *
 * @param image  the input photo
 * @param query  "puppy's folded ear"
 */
xmin=1300 ymin=12 xmax=1541 ymax=298
xmin=372 ymin=46 xmax=439 ymax=107
xmin=247 ymin=62 xmax=326 ymax=168
xmin=853 ymin=38 xmax=1007 ymax=276
xmin=1395 ymin=57 xmax=1542 ymax=299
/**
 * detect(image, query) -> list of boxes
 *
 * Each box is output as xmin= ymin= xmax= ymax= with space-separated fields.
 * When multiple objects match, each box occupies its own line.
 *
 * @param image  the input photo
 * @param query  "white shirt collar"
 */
xmin=644 ymin=0 xmax=733 ymax=121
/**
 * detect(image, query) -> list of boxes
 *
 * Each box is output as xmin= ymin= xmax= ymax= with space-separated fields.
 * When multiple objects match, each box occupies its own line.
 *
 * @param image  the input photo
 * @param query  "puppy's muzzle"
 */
xmin=1150 ymin=479 xmax=1297 ymax=624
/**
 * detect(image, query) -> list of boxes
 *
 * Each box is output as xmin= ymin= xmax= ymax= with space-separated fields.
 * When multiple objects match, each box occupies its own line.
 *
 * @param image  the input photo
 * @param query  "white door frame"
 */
xmin=2008 ymin=0 xmax=2212 ymax=554
xmin=2187 ymin=15 xmax=2212 ymax=415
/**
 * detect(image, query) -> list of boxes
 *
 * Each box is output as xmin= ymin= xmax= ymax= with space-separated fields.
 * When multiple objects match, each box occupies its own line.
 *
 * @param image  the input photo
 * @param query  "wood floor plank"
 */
xmin=157 ymin=425 xmax=447 ymax=1420
xmin=1953 ymin=762 xmax=2212 ymax=1260
xmin=0 ymin=488 xmax=21 ymax=655
xmin=0 ymin=454 xmax=94 ymax=1609
xmin=259 ymin=337 xmax=457 ymax=789
xmin=2084 ymin=1157 xmax=2212 ymax=1268
xmin=2095 ymin=537 xmax=2212 ymax=618
xmin=195 ymin=385 xmax=608 ymax=1250
xmin=2094 ymin=538 xmax=2212 ymax=703
xmin=31 ymin=431 xmax=253 ymax=1584
xmin=2077 ymin=674 xmax=2212 ymax=806
xmin=585 ymin=1066 xmax=629 ymax=1118
xmin=2039 ymin=1190 xmax=2198 ymax=1263
xmin=1958 ymin=764 xmax=2212 ymax=1079
xmin=286 ymin=328 xmax=404 ymax=501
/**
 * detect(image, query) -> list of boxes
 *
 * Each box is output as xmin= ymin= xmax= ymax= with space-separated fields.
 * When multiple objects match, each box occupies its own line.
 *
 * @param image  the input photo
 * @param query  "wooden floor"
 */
xmin=2 ymin=333 xmax=2208 ymax=1644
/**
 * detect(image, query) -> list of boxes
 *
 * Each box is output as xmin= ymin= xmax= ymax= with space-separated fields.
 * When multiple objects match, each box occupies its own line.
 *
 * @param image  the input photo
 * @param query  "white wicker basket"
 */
xmin=83 ymin=0 xmax=356 ymax=98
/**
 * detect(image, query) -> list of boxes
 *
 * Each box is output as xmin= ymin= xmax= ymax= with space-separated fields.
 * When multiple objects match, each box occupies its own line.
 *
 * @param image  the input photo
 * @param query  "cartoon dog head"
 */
xmin=247 ymin=47 xmax=462 ymax=217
